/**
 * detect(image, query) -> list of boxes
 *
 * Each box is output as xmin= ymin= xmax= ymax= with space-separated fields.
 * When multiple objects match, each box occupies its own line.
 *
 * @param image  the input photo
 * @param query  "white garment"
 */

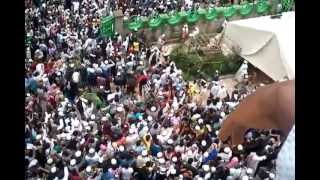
xmin=276 ymin=125 xmax=295 ymax=180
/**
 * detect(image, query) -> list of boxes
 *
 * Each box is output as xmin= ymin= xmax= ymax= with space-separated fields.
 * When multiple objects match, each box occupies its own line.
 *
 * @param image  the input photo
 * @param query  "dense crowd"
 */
xmin=25 ymin=0 xmax=282 ymax=180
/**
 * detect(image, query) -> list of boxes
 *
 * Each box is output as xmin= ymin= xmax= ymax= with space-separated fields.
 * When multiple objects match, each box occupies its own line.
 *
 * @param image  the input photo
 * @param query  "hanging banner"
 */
xmin=239 ymin=3 xmax=254 ymax=16
xmin=186 ymin=11 xmax=200 ymax=24
xmin=127 ymin=16 xmax=144 ymax=32
xmin=168 ymin=12 xmax=182 ymax=26
xmin=197 ymin=7 xmax=207 ymax=17
xmin=205 ymin=7 xmax=218 ymax=21
xmin=256 ymin=0 xmax=271 ymax=14
xmin=148 ymin=16 xmax=163 ymax=29
xmin=224 ymin=6 xmax=237 ymax=18
xmin=100 ymin=16 xmax=115 ymax=37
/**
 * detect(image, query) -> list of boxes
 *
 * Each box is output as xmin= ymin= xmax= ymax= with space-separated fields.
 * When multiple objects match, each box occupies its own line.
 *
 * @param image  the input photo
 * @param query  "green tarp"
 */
xmin=186 ymin=11 xmax=200 ymax=24
xmin=223 ymin=6 xmax=237 ymax=18
xmin=205 ymin=8 xmax=218 ymax=21
xmin=148 ymin=16 xmax=162 ymax=29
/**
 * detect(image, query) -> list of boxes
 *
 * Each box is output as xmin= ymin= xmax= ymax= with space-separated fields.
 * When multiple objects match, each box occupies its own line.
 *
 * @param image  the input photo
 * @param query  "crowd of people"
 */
xmin=25 ymin=0 xmax=283 ymax=180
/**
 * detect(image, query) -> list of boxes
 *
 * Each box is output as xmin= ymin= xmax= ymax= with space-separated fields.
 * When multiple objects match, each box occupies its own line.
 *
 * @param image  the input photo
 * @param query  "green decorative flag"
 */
xmin=256 ymin=0 xmax=270 ymax=14
xmin=148 ymin=16 xmax=163 ymax=29
xmin=197 ymin=7 xmax=207 ymax=17
xmin=281 ymin=0 xmax=294 ymax=11
xmin=205 ymin=7 xmax=218 ymax=21
xmin=186 ymin=11 xmax=200 ymax=24
xmin=159 ymin=13 xmax=170 ymax=24
xmin=127 ymin=16 xmax=144 ymax=32
xmin=224 ymin=6 xmax=237 ymax=18
xmin=100 ymin=16 xmax=115 ymax=37
xmin=168 ymin=12 xmax=182 ymax=26
xmin=239 ymin=2 xmax=254 ymax=16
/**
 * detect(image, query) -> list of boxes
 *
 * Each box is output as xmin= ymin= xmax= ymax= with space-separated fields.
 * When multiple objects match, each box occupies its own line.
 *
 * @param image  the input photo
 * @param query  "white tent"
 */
xmin=222 ymin=12 xmax=295 ymax=81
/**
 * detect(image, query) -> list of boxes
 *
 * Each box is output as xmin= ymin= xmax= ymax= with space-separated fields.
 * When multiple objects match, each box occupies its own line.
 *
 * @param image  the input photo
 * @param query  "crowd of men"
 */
xmin=25 ymin=0 xmax=282 ymax=180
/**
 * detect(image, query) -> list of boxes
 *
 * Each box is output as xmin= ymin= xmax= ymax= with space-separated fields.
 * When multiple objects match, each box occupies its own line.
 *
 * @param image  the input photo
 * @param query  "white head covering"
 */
xmin=111 ymin=158 xmax=117 ymax=165
xmin=224 ymin=147 xmax=231 ymax=154
xmin=142 ymin=150 xmax=148 ymax=156
xmin=89 ymin=148 xmax=95 ymax=154
xmin=167 ymin=139 xmax=174 ymax=145
xmin=201 ymin=140 xmax=207 ymax=147
xmin=86 ymin=166 xmax=92 ymax=173
xmin=47 ymin=158 xmax=53 ymax=165
xmin=202 ymin=165 xmax=210 ymax=172
xmin=119 ymin=145 xmax=125 ymax=152
xmin=157 ymin=152 xmax=163 ymax=158
xmin=237 ymin=144 xmax=243 ymax=151
xmin=51 ymin=166 xmax=57 ymax=173
xmin=172 ymin=156 xmax=178 ymax=162
xmin=75 ymin=150 xmax=81 ymax=157
xmin=150 ymin=106 xmax=157 ymax=112
xmin=158 ymin=158 xmax=165 ymax=164
xmin=246 ymin=168 xmax=253 ymax=175
xmin=70 ymin=159 xmax=76 ymax=166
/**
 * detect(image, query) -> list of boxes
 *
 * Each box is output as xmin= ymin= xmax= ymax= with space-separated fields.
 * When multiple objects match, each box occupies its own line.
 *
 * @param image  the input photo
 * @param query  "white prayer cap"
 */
xmin=89 ymin=148 xmax=95 ymax=154
xmin=220 ymin=112 xmax=226 ymax=118
xmin=204 ymin=152 xmax=209 ymax=158
xmin=99 ymin=157 xmax=104 ymax=163
xmin=172 ymin=156 xmax=177 ymax=162
xmin=36 ymin=134 xmax=42 ymax=140
xmin=211 ymin=166 xmax=216 ymax=173
xmin=70 ymin=159 xmax=76 ymax=166
xmin=111 ymin=158 xmax=117 ymax=165
xmin=66 ymin=134 xmax=72 ymax=140
xmin=86 ymin=166 xmax=92 ymax=173
xmin=116 ymin=107 xmax=123 ymax=112
xmin=147 ymin=116 xmax=153 ymax=121
xmin=198 ymin=118 xmax=204 ymax=124
xmin=242 ymin=175 xmax=249 ymax=180
xmin=192 ymin=114 xmax=201 ymax=120
xmin=29 ymin=159 xmax=38 ymax=168
xmin=237 ymin=144 xmax=243 ymax=151
xmin=167 ymin=139 xmax=174 ymax=145
xmin=224 ymin=147 xmax=231 ymax=154
xmin=157 ymin=152 xmax=163 ymax=158
xmin=117 ymin=72 xmax=121 ymax=76
xmin=229 ymin=168 xmax=236 ymax=175
xmin=151 ymin=106 xmax=157 ymax=112
xmin=159 ymin=158 xmax=165 ymax=164
xmin=47 ymin=158 xmax=53 ymax=164
xmin=202 ymin=164 xmax=210 ymax=172
xmin=128 ymin=167 xmax=134 ymax=173
xmin=246 ymin=168 xmax=253 ymax=175
xmin=129 ymin=128 xmax=135 ymax=134
xmin=269 ymin=173 xmax=275 ymax=179
xmin=90 ymin=114 xmax=95 ymax=120
xmin=215 ymin=130 xmax=219 ymax=136
xmin=119 ymin=145 xmax=125 ymax=152
xmin=170 ymin=168 xmax=176 ymax=175
xmin=26 ymin=143 xmax=34 ymax=150
xmin=142 ymin=150 xmax=148 ymax=156
xmin=101 ymin=116 xmax=108 ymax=122
xmin=201 ymin=140 xmax=207 ymax=147
xmin=195 ymin=125 xmax=200 ymax=131
xmin=51 ymin=166 xmax=57 ymax=173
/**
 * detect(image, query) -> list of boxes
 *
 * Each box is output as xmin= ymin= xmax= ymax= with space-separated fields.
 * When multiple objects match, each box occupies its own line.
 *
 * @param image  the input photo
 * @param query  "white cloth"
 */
xmin=276 ymin=125 xmax=295 ymax=180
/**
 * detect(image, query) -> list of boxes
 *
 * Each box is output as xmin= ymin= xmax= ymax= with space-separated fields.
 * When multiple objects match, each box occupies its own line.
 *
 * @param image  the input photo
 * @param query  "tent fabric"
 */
xmin=221 ymin=11 xmax=295 ymax=81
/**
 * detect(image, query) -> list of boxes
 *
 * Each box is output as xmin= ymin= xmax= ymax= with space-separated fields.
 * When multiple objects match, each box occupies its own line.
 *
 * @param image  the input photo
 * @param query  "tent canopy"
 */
xmin=222 ymin=12 xmax=295 ymax=81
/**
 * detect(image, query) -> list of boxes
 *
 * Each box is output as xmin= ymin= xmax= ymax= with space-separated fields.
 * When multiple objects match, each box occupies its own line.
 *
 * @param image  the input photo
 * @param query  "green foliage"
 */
xmin=170 ymin=44 xmax=241 ymax=81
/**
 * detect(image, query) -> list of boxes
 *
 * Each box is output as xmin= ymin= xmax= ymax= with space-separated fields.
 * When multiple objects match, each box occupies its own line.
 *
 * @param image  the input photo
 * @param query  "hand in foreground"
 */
xmin=218 ymin=80 xmax=295 ymax=146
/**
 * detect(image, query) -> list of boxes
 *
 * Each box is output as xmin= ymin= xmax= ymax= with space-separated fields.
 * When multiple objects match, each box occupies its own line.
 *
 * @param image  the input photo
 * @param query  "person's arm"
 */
xmin=219 ymin=80 xmax=295 ymax=146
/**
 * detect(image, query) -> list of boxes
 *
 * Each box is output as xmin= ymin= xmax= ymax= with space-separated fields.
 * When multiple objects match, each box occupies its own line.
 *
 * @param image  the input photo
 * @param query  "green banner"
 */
xmin=100 ymin=16 xmax=115 ymax=37
xmin=281 ymin=0 xmax=294 ymax=11
xmin=168 ymin=12 xmax=182 ymax=26
xmin=239 ymin=3 xmax=254 ymax=16
xmin=148 ymin=16 xmax=163 ymax=29
xmin=223 ymin=6 xmax=237 ymax=18
xmin=186 ymin=11 xmax=200 ymax=24
xmin=127 ymin=16 xmax=144 ymax=32
xmin=205 ymin=7 xmax=218 ymax=21
xmin=256 ymin=0 xmax=271 ymax=14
